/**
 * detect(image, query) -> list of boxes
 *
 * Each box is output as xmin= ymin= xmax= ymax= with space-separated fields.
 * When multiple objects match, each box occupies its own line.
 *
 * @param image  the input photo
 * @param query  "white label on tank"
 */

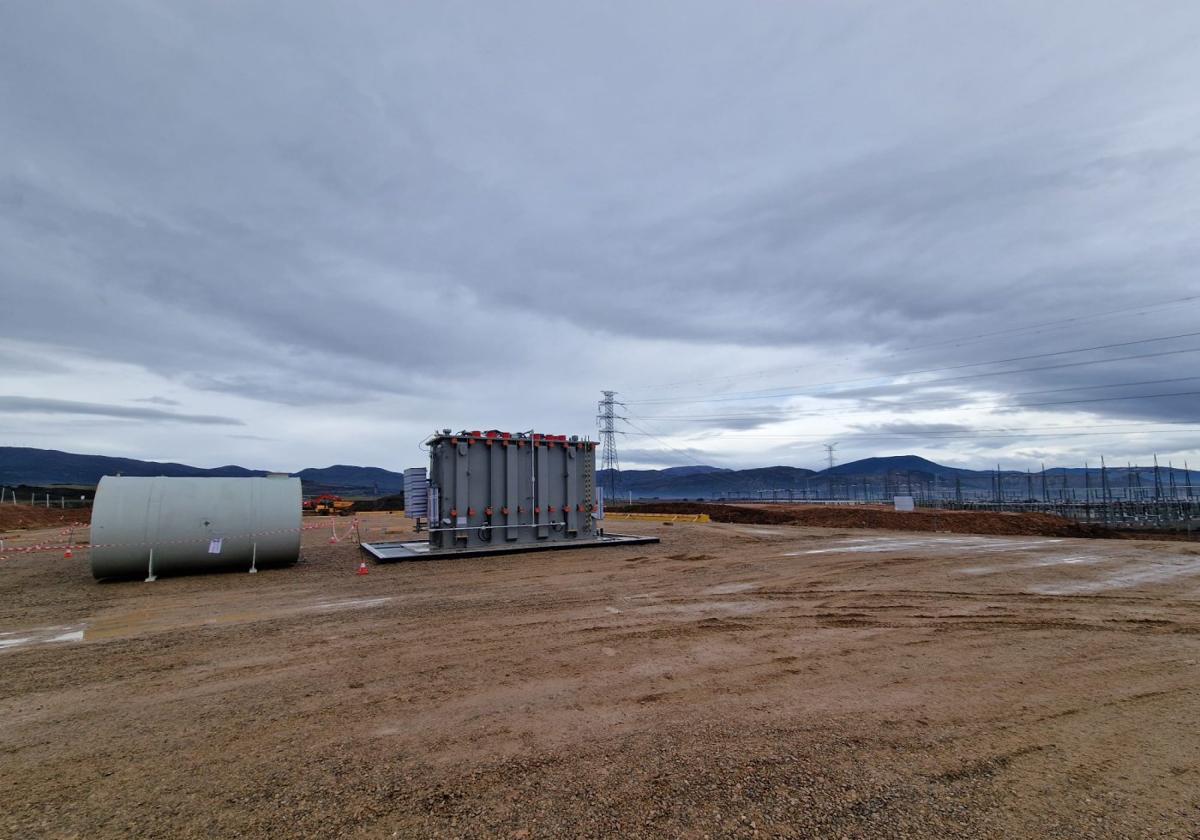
xmin=456 ymin=516 xmax=467 ymax=527
xmin=208 ymin=538 xmax=224 ymax=554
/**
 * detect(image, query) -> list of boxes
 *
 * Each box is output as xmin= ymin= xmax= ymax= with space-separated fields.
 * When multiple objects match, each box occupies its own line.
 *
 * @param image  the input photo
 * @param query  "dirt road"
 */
xmin=2 ymin=514 xmax=1198 ymax=838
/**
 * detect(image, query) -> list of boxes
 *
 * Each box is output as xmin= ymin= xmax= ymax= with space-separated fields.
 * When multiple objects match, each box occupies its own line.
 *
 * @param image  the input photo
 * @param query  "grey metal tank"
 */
xmin=89 ymin=475 xmax=302 ymax=580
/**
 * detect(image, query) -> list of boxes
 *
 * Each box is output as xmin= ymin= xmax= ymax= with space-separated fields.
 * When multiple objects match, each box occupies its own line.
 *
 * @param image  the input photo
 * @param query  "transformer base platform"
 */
xmin=360 ymin=532 xmax=659 ymax=562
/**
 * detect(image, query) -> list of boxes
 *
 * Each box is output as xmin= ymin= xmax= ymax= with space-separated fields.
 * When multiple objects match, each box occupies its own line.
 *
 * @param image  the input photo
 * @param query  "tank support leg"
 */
xmin=144 ymin=549 xmax=156 ymax=582
xmin=249 ymin=542 xmax=258 ymax=574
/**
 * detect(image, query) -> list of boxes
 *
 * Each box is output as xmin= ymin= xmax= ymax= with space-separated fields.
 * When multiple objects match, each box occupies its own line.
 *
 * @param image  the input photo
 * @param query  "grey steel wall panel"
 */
xmin=427 ymin=431 xmax=597 ymax=550
xmin=536 ymin=447 xmax=549 ymax=539
xmin=505 ymin=444 xmax=519 ymax=541
xmin=566 ymin=447 xmax=578 ymax=535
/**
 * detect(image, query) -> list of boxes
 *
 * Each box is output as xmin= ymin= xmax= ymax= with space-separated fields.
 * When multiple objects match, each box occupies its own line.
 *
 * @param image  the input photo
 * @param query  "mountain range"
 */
xmin=0 ymin=447 xmax=406 ymax=496
xmin=2 ymin=447 xmax=1192 ymax=500
xmin=599 ymin=454 xmax=1195 ymax=500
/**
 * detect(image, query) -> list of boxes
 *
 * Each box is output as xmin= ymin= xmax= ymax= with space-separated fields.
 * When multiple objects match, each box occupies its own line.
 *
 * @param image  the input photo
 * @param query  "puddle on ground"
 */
xmin=309 ymin=597 xmax=394 ymax=611
xmin=1029 ymin=559 xmax=1200 ymax=595
xmin=0 ymin=624 xmax=87 ymax=653
xmin=622 ymin=597 xmax=771 ymax=621
xmin=961 ymin=554 xmax=1102 ymax=575
xmin=786 ymin=536 xmax=1064 ymax=556
xmin=5 ymin=596 xmax=398 ymax=648
xmin=704 ymin=582 xmax=759 ymax=595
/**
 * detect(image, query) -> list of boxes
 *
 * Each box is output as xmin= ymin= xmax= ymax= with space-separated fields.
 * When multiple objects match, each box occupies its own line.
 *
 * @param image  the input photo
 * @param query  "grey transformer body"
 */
xmin=363 ymin=428 xmax=659 ymax=563
xmin=89 ymin=475 xmax=302 ymax=580
xmin=426 ymin=430 xmax=598 ymax=550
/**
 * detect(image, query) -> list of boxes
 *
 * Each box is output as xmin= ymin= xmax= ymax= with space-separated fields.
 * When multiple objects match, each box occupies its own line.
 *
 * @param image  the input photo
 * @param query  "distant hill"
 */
xmin=2 ymin=446 xmax=1191 ymax=501
xmin=0 ymin=447 xmax=265 ymax=486
xmin=821 ymin=455 xmax=974 ymax=478
xmin=601 ymin=465 xmax=815 ymax=499
xmin=0 ymin=447 xmax=405 ymax=496
xmin=655 ymin=465 xmax=732 ymax=477
xmin=294 ymin=465 xmax=406 ymax=495
xmin=601 ymin=455 xmax=1195 ymax=499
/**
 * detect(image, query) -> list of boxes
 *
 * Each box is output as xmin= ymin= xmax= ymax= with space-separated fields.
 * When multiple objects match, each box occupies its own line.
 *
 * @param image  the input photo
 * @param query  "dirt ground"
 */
xmin=2 ymin=512 xmax=1199 ymax=838
xmin=608 ymin=502 xmax=1167 ymax=539
xmin=0 ymin=504 xmax=90 ymax=531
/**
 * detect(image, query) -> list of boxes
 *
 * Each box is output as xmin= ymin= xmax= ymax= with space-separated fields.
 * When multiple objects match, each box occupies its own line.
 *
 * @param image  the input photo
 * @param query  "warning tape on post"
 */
xmin=0 ymin=518 xmax=376 ymax=559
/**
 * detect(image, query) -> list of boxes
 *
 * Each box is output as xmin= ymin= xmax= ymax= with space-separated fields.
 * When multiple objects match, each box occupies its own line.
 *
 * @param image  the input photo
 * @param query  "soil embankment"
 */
xmin=0 ymin=505 xmax=90 ymax=532
xmin=608 ymin=502 xmax=1117 ymax=538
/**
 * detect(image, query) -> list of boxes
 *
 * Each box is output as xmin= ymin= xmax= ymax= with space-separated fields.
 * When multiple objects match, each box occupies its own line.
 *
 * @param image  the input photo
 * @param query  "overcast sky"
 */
xmin=2 ymin=1 xmax=1199 ymax=473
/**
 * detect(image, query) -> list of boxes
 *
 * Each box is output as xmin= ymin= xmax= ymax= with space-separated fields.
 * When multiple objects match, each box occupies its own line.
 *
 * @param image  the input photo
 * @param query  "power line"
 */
xmin=622 ymin=294 xmax=1200 ymax=394
xmin=629 ymin=420 xmax=1200 ymax=438
xmin=1012 ymin=389 xmax=1200 ymax=411
xmin=622 ymin=415 xmax=813 ymax=490
xmin=632 ymin=385 xmax=1200 ymax=422
xmin=623 ymin=394 xmax=1200 ymax=455
xmin=886 ymin=295 xmax=1200 ymax=355
xmin=621 ymin=416 xmax=713 ymax=469
xmin=626 ymin=330 xmax=1200 ymax=405
xmin=623 ymin=425 xmax=1200 ymax=442
xmin=619 ymin=419 xmax=1200 ymax=469
xmin=944 ymin=374 xmax=1200 ymax=400
xmin=630 ymin=344 xmax=1200 ymax=409
xmin=638 ymin=373 xmax=1200 ymax=421
xmin=618 ymin=312 xmax=1200 ymax=465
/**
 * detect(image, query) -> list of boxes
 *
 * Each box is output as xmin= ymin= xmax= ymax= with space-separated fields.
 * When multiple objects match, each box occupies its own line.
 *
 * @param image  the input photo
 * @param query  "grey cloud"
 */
xmin=2 ymin=3 xmax=1200 ymax=467
xmin=632 ymin=406 xmax=798 ymax=433
xmin=696 ymin=415 xmax=792 ymax=431
xmin=849 ymin=422 xmax=976 ymax=436
xmin=184 ymin=373 xmax=379 ymax=408
xmin=619 ymin=447 xmax=726 ymax=469
xmin=0 ymin=396 xmax=243 ymax=426
xmin=0 ymin=347 xmax=71 ymax=374
xmin=134 ymin=396 xmax=181 ymax=406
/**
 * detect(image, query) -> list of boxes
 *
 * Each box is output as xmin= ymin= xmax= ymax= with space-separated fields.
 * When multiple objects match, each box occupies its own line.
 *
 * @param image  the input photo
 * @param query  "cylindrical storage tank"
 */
xmin=90 ymin=475 xmax=302 ymax=580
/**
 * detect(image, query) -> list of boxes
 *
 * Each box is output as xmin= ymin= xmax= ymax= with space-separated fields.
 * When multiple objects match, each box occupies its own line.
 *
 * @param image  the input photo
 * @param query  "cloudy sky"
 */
xmin=2 ymin=1 xmax=1199 ymax=473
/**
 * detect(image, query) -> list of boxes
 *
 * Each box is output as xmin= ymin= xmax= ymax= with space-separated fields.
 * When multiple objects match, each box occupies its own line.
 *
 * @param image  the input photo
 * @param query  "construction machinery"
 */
xmin=305 ymin=493 xmax=355 ymax=516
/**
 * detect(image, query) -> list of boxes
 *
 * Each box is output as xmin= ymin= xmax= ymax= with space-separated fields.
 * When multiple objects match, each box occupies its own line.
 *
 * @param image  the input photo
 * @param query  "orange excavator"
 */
xmin=304 ymin=493 xmax=355 ymax=516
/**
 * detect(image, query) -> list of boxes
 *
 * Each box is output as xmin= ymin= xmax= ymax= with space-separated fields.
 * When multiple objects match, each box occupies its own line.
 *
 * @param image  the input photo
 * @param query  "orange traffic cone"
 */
xmin=356 ymin=560 xmax=369 ymax=576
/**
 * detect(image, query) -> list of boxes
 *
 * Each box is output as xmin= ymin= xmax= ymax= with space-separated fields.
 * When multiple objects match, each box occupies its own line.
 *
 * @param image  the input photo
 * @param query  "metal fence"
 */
xmin=638 ymin=476 xmax=1200 ymax=534
xmin=0 ymin=488 xmax=93 ymax=509
xmin=922 ymin=497 xmax=1200 ymax=533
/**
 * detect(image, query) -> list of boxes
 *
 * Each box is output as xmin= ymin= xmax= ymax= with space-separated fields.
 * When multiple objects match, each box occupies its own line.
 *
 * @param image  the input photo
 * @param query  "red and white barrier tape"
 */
xmin=0 ymin=519 xmax=374 ymax=558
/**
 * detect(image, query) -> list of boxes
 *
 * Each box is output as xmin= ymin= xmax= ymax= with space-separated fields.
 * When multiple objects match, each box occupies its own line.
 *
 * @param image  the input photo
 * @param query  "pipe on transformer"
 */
xmin=89 ymin=475 xmax=301 ymax=580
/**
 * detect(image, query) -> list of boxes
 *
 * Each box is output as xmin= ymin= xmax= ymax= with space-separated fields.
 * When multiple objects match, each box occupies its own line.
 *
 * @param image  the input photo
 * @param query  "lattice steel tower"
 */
xmin=597 ymin=390 xmax=623 ymax=503
xmin=824 ymin=442 xmax=838 ymax=470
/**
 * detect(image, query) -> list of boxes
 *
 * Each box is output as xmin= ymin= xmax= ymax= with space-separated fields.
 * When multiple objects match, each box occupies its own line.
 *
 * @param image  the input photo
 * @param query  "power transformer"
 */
xmin=426 ymin=429 xmax=597 ymax=549
xmin=361 ymin=428 xmax=656 ymax=562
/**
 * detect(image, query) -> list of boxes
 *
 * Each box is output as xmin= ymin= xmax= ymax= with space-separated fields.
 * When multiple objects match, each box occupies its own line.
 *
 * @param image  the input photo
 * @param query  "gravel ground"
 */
xmin=2 ymin=513 xmax=1199 ymax=838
